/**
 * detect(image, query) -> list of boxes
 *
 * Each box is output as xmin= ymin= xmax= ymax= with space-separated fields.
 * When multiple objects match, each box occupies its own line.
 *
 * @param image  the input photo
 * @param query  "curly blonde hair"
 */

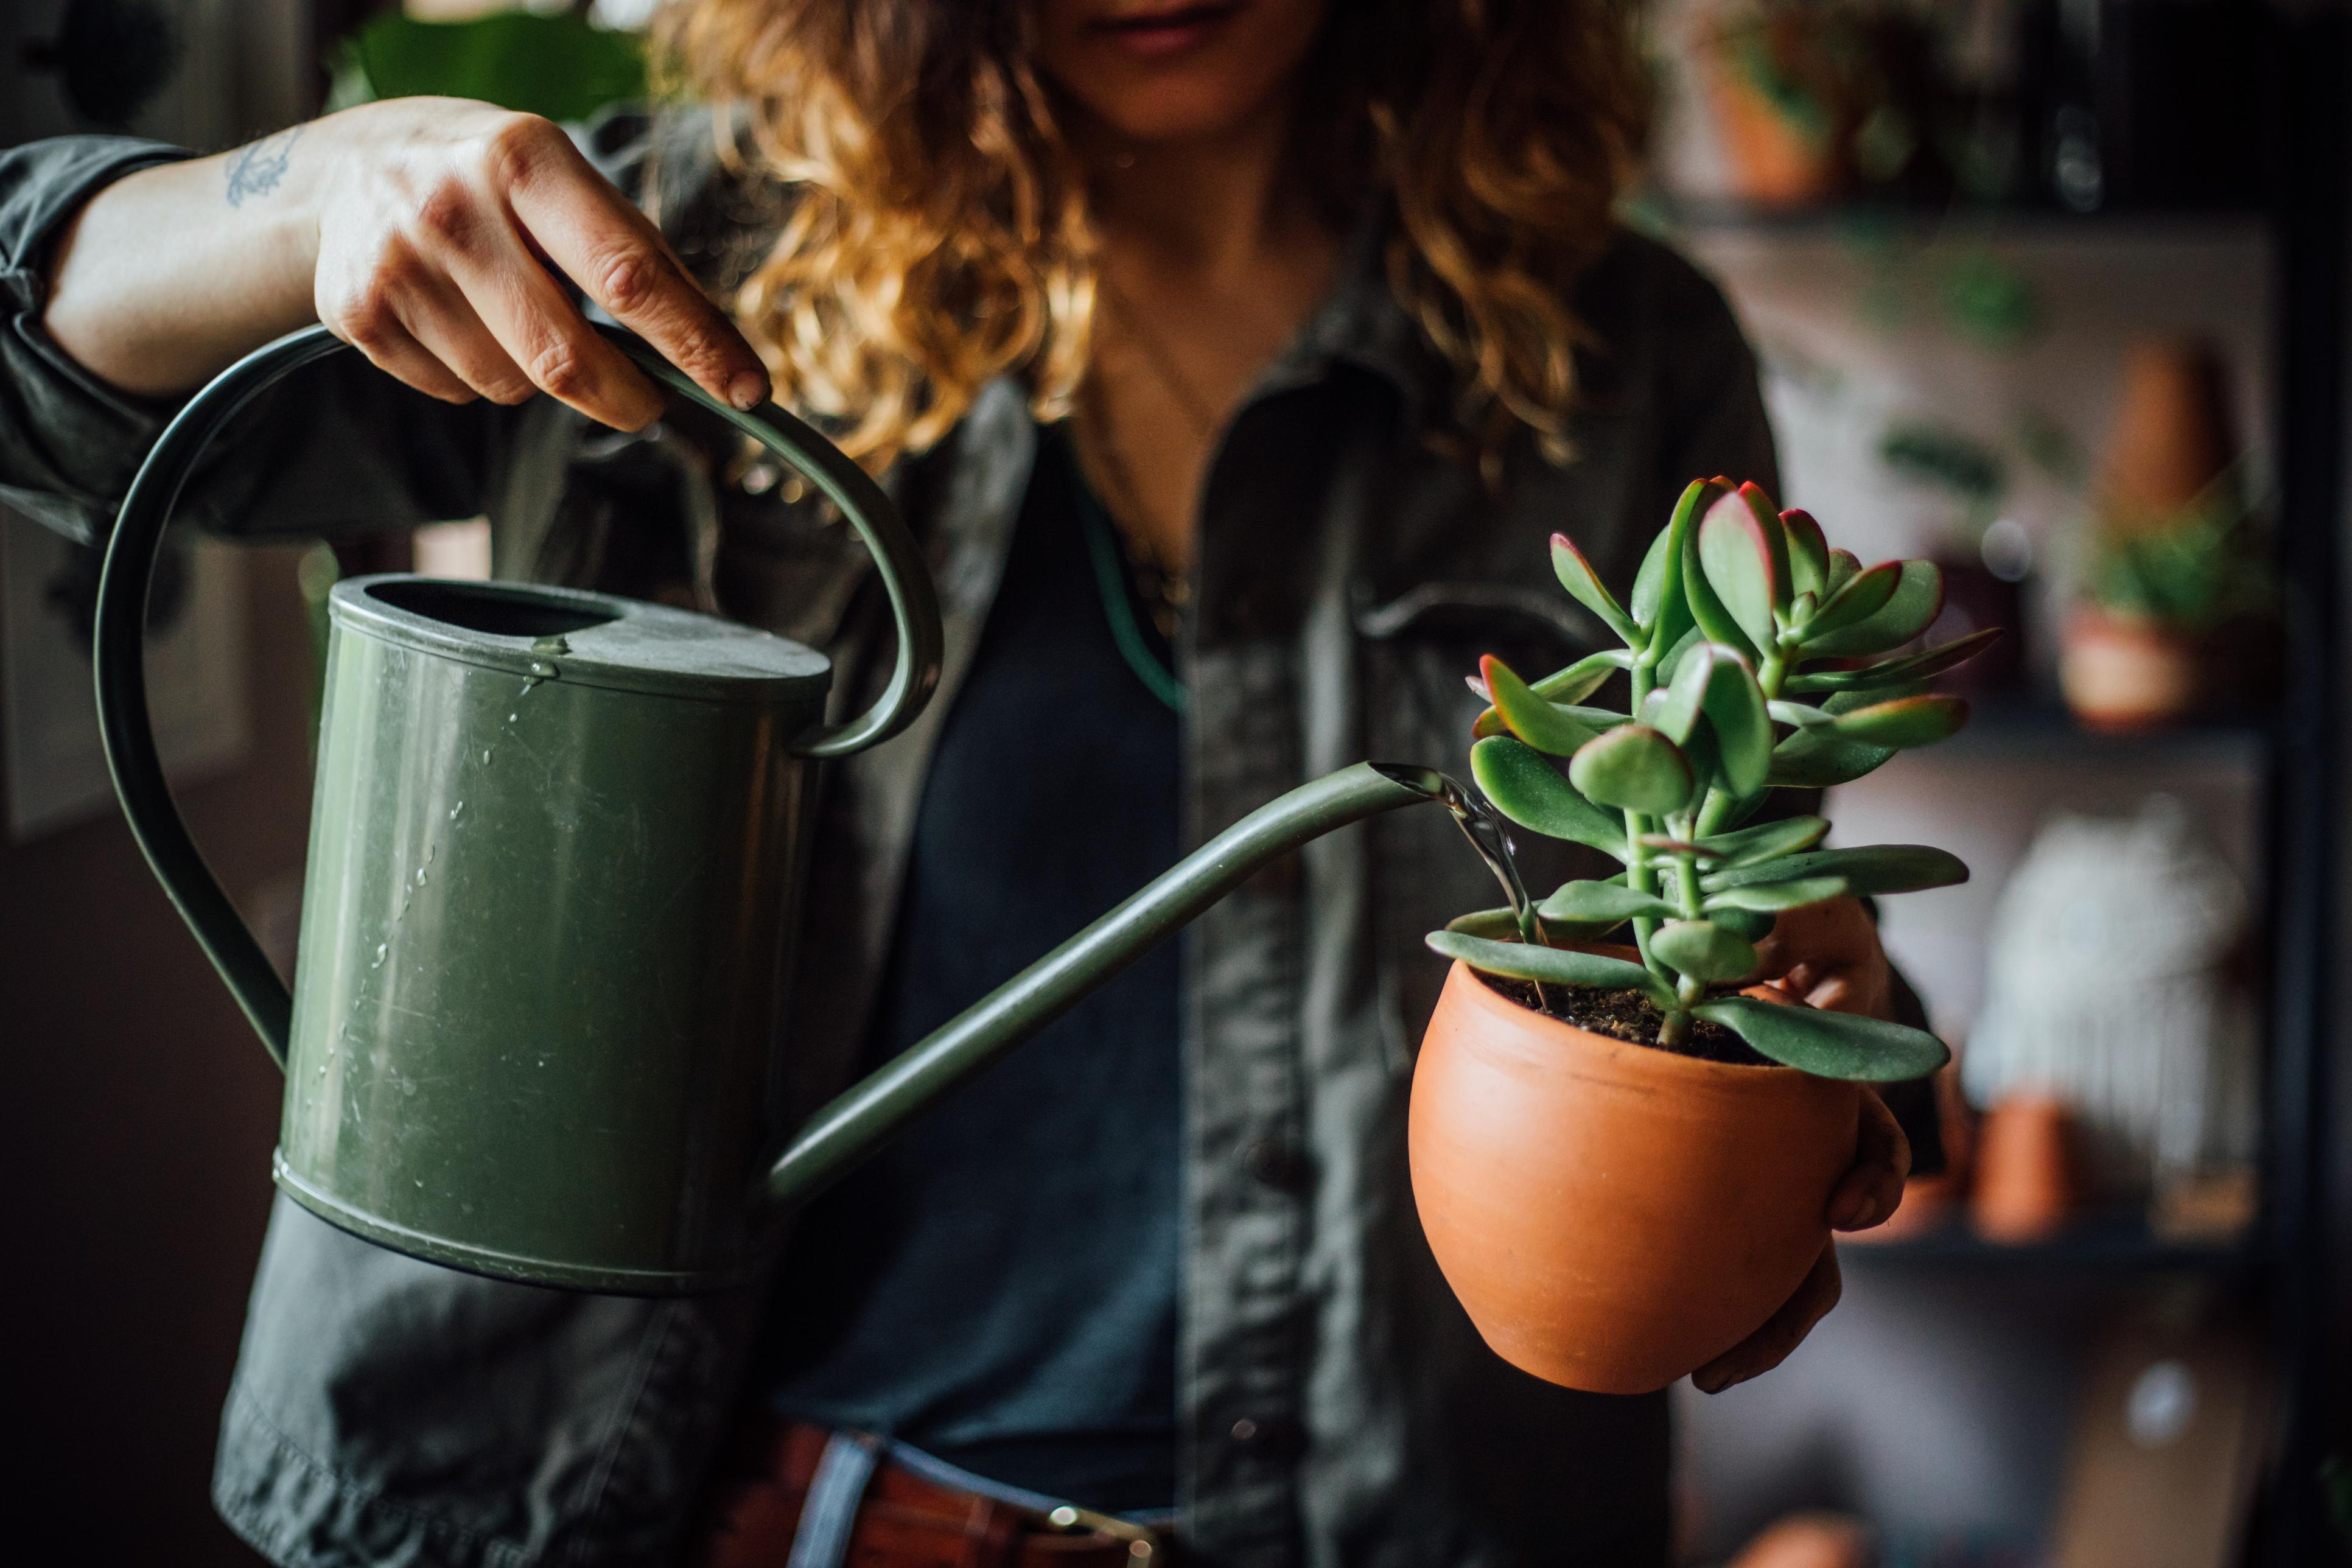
xmin=656 ymin=1 xmax=1649 ymax=472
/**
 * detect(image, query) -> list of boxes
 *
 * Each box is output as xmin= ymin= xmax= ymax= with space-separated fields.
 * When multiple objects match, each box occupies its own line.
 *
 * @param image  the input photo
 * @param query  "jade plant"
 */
xmin=1429 ymin=478 xmax=1997 ymax=1082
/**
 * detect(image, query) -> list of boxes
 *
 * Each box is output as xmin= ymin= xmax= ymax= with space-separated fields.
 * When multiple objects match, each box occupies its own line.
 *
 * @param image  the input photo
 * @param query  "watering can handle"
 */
xmin=94 ymin=323 xmax=945 ymax=1068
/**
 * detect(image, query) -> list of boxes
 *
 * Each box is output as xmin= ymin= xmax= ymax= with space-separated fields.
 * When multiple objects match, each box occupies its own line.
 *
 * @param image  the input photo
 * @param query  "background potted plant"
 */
xmin=1410 ymin=477 xmax=1993 ymax=1395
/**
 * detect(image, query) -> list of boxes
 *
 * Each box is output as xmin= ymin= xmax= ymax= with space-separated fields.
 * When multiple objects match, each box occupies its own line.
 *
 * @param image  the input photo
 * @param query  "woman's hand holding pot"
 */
xmin=1689 ymin=898 xmax=1914 ymax=1393
xmin=44 ymin=100 xmax=769 ymax=429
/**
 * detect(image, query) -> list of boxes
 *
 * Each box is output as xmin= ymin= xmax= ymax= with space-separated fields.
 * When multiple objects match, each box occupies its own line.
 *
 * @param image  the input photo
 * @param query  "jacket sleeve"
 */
xmin=0 ymin=135 xmax=510 ymax=547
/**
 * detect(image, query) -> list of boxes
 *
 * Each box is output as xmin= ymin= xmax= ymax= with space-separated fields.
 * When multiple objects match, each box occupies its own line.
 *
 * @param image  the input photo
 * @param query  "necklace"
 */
xmin=1073 ymin=272 xmax=1222 ymax=642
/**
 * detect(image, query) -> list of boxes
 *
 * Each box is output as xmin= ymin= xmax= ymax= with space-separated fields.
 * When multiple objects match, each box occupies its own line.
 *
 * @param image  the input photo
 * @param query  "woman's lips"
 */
xmin=1090 ymin=1 xmax=1250 ymax=60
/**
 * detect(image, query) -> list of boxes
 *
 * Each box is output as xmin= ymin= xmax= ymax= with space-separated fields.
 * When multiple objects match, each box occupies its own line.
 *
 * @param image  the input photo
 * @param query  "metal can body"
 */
xmin=276 ymin=579 xmax=827 ymax=1292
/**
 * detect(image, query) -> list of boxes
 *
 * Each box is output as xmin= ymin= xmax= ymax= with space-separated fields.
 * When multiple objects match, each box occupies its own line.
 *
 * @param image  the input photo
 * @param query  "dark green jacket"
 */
xmin=1 ymin=114 xmax=1883 ymax=1567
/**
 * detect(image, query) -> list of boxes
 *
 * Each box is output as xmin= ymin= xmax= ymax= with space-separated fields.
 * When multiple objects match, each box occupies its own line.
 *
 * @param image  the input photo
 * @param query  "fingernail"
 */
xmin=1693 ymin=1371 xmax=1727 ymax=1395
xmin=1829 ymin=1190 xmax=1866 ymax=1230
xmin=728 ymin=372 xmax=768 ymax=411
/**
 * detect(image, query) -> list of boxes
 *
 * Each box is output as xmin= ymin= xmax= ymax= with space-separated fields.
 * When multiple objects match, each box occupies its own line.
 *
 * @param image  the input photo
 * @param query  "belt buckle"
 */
xmin=1042 ymin=1502 xmax=1161 ymax=1563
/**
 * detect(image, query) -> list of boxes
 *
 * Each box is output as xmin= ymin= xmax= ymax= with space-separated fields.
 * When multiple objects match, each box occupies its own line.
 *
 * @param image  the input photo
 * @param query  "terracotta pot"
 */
xmin=2099 ymin=340 xmax=2238 ymax=528
xmin=2060 ymin=609 xmax=2205 ymax=731
xmin=1970 ymin=1091 xmax=2081 ymax=1244
xmin=1409 ymin=961 xmax=1861 ymax=1395
xmin=1705 ymin=52 xmax=1846 ymax=209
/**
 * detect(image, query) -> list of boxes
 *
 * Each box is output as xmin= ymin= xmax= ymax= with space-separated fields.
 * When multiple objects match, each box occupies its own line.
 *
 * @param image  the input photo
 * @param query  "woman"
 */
xmin=3 ymin=2 xmax=1927 ymax=1563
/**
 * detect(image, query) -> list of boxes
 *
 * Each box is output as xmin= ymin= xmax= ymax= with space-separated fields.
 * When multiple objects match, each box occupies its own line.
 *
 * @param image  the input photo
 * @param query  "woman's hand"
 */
xmin=44 ymin=99 xmax=769 ymax=427
xmin=1749 ymin=894 xmax=1893 ymax=1020
xmin=1689 ymin=895 xmax=1911 ymax=1393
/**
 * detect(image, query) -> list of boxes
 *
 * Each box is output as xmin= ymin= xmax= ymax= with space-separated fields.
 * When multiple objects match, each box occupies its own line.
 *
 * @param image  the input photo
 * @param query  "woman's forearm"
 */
xmin=44 ymin=128 xmax=326 ymax=396
xmin=37 ymin=100 xmax=768 ymax=427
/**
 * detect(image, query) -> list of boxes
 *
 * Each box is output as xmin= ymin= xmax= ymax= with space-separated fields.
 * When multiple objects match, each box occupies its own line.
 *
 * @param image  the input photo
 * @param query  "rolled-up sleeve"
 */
xmin=0 ymin=136 xmax=200 ymax=541
xmin=0 ymin=135 xmax=510 ymax=547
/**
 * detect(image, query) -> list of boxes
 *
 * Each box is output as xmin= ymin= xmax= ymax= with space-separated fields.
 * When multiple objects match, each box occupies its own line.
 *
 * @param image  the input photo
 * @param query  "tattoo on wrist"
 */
xmin=225 ymin=128 xmax=303 ymax=209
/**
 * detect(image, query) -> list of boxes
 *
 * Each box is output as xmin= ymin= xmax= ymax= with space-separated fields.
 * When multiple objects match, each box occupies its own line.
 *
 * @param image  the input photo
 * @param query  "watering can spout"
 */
xmin=757 ymin=761 xmax=1448 ymax=1214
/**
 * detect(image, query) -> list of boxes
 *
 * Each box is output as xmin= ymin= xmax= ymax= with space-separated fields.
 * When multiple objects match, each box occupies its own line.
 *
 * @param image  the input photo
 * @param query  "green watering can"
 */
xmin=96 ymin=326 xmax=1480 ymax=1294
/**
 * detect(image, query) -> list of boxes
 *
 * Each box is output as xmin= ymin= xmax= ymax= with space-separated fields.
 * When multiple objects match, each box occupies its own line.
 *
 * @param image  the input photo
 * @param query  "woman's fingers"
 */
xmin=495 ymin=121 xmax=770 ymax=414
xmin=439 ymin=212 xmax=667 ymax=429
xmin=1692 ymin=1242 xmax=1842 ymax=1394
xmin=1827 ymin=1088 xmax=1910 ymax=1231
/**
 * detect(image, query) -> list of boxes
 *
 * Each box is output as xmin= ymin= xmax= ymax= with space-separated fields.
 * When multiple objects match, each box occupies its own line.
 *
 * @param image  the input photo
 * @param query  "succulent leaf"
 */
xmin=1704 ymin=874 xmax=1850 ymax=912
xmin=1693 ymin=996 xmax=1950 ymax=1081
xmin=1781 ymin=509 xmax=1830 ymax=598
xmin=1569 ymin=725 xmax=1695 ymax=814
xmin=1828 ymin=693 xmax=1970 ymax=748
xmin=1631 ymin=478 xmax=1717 ymax=645
xmin=1699 ymin=648 xmax=1773 ymax=797
xmin=1679 ymin=500 xmax=1762 ymax=660
xmin=1801 ymin=560 xmax=1945 ymax=657
xmin=1709 ymin=905 xmax=1778 ymax=942
xmin=1696 ymin=488 xmax=1782 ymax=648
xmin=1782 ymin=628 xmax=2003 ymax=693
xmin=1766 ymin=725 xmax=1897 ymax=788
xmin=1550 ymin=533 xmax=1643 ymax=647
xmin=1704 ymin=844 xmax=1968 ymax=896
xmin=1539 ymin=880 xmax=1681 ymax=923
xmin=1802 ymin=560 xmax=1902 ymax=639
xmin=1696 ymin=814 xmax=1829 ymax=865
xmin=1650 ymin=642 xmax=1713 ymax=744
xmin=1470 ymin=735 xmax=1627 ymax=856
xmin=1649 ymin=919 xmax=1758 ymax=983
xmin=1637 ymin=833 xmax=1726 ymax=859
xmin=1823 ymin=548 xmax=1861 ymax=595
xmin=1446 ymin=906 xmax=1626 ymax=945
xmin=1482 ymin=655 xmax=1608 ymax=756
xmin=1426 ymin=930 xmax=1674 ymax=1004
xmin=1469 ymin=648 xmax=1632 ymax=738
xmin=1768 ymin=699 xmax=1833 ymax=728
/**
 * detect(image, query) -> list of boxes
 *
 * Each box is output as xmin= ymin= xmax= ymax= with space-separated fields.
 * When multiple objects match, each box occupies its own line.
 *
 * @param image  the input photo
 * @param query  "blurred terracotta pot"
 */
xmin=1706 ymin=51 xmax=1845 ymax=208
xmin=1409 ymin=961 xmax=1860 ymax=1395
xmin=1971 ymin=1091 xmax=2081 ymax=1243
xmin=2100 ymin=340 xmax=2237 ymax=527
xmin=2060 ymin=609 xmax=2204 ymax=731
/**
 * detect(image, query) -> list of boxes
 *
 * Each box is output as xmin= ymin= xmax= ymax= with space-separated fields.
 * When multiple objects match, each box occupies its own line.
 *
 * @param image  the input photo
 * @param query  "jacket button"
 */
xmin=1244 ymin=1137 xmax=1306 ymax=1191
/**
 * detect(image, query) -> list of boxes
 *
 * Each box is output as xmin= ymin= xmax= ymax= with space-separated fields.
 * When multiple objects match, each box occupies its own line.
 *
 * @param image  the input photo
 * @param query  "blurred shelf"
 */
xmin=1841 ymin=1210 xmax=2263 ymax=1272
xmin=1639 ymin=195 xmax=2272 ymax=248
xmin=1920 ymin=695 xmax=2272 ymax=768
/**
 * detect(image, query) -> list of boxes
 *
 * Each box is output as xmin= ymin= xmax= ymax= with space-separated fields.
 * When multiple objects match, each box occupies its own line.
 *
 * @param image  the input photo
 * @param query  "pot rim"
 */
xmin=1441 ymin=957 xmax=1805 ymax=1085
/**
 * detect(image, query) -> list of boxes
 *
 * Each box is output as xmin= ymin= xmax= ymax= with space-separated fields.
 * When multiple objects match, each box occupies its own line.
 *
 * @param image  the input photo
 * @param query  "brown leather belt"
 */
xmin=699 ymin=1419 xmax=1166 ymax=1568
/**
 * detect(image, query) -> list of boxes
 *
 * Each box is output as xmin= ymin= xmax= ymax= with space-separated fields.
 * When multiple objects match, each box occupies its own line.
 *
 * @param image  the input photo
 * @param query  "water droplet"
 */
xmin=413 ymin=1178 xmax=424 ymax=1189
xmin=481 ymin=749 xmax=492 ymax=765
xmin=371 ymin=942 xmax=388 ymax=968
xmin=449 ymin=801 xmax=464 ymax=820
xmin=415 ymin=867 xmax=428 ymax=886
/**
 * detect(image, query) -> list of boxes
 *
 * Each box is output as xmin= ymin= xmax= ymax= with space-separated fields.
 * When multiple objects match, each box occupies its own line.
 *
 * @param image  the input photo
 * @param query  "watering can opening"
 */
xmin=362 ymin=578 xmax=620 ymax=639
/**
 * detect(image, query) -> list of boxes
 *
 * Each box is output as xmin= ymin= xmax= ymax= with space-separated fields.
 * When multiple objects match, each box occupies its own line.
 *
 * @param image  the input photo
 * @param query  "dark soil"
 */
xmin=1478 ymin=971 xmax=1771 ymax=1068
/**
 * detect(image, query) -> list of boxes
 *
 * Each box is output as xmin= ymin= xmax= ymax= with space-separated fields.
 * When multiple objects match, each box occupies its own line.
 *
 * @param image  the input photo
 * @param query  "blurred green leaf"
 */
xmin=1700 ymin=646 xmax=1773 ymax=797
xmin=344 ymin=12 xmax=647 ymax=121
